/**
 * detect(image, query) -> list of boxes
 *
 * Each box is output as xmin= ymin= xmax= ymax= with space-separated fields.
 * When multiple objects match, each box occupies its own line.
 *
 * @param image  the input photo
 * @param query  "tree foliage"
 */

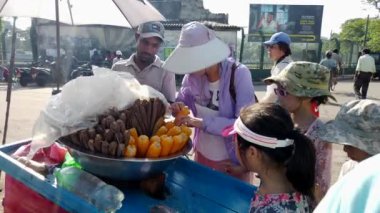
xmin=366 ymin=18 xmax=380 ymax=52
xmin=364 ymin=0 xmax=380 ymax=10
xmin=340 ymin=17 xmax=380 ymax=52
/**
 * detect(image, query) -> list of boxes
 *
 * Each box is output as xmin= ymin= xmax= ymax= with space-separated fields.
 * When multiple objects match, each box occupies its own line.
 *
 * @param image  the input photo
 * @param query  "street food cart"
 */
xmin=0 ymin=139 xmax=256 ymax=212
xmin=0 ymin=71 xmax=256 ymax=212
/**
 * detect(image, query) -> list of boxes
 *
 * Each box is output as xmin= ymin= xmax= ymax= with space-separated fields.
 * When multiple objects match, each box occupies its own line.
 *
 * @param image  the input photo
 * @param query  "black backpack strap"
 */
xmin=229 ymin=63 xmax=237 ymax=103
xmin=229 ymin=62 xmax=259 ymax=104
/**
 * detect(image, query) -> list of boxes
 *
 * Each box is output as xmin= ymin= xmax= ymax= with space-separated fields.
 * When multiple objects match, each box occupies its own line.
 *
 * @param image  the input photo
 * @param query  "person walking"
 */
xmin=354 ymin=48 xmax=376 ymax=99
xmin=112 ymin=21 xmax=176 ymax=103
xmin=331 ymin=49 xmax=343 ymax=75
xmin=319 ymin=50 xmax=337 ymax=91
xmin=261 ymin=32 xmax=292 ymax=103
xmin=164 ymin=21 xmax=256 ymax=182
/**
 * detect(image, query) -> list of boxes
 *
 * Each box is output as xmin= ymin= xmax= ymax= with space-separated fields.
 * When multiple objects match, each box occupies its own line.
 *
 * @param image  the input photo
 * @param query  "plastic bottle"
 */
xmin=55 ymin=167 xmax=124 ymax=212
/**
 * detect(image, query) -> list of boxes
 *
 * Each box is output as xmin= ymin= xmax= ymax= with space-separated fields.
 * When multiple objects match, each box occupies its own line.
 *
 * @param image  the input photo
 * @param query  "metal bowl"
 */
xmin=61 ymin=141 xmax=192 ymax=181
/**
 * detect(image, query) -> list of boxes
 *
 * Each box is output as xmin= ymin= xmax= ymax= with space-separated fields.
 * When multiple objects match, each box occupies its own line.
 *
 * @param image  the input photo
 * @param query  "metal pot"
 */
xmin=65 ymin=141 xmax=192 ymax=181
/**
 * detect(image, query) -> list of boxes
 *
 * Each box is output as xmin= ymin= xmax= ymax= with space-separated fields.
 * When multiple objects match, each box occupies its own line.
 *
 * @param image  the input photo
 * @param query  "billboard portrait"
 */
xmin=248 ymin=4 xmax=323 ymax=42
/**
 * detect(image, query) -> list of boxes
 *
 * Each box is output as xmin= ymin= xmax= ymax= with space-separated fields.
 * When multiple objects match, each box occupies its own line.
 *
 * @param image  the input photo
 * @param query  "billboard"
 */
xmin=248 ymin=4 xmax=323 ymax=42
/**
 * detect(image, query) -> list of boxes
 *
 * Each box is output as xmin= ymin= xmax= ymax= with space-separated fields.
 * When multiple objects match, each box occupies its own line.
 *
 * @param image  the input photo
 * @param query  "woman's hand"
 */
xmin=175 ymin=116 xmax=203 ymax=129
xmin=169 ymin=102 xmax=185 ymax=117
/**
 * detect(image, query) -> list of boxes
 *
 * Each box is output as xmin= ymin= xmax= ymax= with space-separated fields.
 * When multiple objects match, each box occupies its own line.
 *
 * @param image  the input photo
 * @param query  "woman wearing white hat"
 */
xmin=163 ymin=22 xmax=256 ymax=182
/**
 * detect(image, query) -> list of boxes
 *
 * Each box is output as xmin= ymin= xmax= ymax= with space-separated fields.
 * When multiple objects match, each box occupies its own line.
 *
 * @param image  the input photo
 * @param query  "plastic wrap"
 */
xmin=28 ymin=68 xmax=168 ymax=158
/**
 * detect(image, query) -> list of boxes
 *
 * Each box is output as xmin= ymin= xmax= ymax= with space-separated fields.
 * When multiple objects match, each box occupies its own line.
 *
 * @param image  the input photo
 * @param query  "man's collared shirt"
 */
xmin=356 ymin=54 xmax=376 ymax=74
xmin=112 ymin=54 xmax=176 ymax=102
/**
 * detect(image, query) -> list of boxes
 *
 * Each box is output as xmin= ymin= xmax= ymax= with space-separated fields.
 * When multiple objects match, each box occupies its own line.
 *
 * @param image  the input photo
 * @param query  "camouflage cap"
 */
xmin=316 ymin=100 xmax=380 ymax=155
xmin=264 ymin=61 xmax=336 ymax=101
xmin=137 ymin=21 xmax=164 ymax=41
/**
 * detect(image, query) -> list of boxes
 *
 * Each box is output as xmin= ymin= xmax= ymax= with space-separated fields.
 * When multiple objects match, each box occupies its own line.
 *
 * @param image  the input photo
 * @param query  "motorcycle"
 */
xmin=69 ymin=62 xmax=93 ymax=80
xmin=18 ymin=61 xmax=54 ymax=87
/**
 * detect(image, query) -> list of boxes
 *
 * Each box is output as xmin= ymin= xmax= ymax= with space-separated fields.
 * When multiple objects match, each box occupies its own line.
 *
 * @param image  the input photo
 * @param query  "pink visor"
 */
xmin=222 ymin=117 xmax=294 ymax=149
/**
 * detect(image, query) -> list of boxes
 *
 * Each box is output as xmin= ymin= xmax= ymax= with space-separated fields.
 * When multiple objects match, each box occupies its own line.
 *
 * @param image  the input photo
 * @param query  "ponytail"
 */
xmin=285 ymin=129 xmax=316 ymax=198
xmin=237 ymin=103 xmax=316 ymax=198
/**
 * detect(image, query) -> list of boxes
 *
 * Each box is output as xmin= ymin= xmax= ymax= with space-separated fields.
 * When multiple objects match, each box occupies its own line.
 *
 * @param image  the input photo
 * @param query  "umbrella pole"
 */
xmin=52 ymin=0 xmax=61 ymax=95
xmin=0 ymin=17 xmax=17 ymax=188
xmin=2 ymin=17 xmax=17 ymax=145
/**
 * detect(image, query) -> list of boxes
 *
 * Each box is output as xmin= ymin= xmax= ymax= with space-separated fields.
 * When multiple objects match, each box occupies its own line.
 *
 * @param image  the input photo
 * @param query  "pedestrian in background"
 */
xmin=331 ymin=49 xmax=343 ymax=75
xmin=264 ymin=62 xmax=335 ymax=204
xmin=112 ymin=50 xmax=124 ymax=65
xmin=261 ymin=32 xmax=292 ymax=103
xmin=319 ymin=50 xmax=337 ymax=91
xmin=354 ymin=48 xmax=376 ymax=99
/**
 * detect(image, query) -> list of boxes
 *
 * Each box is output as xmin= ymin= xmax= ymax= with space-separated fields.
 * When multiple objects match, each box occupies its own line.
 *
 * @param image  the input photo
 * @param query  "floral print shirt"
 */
xmin=304 ymin=119 xmax=332 ymax=197
xmin=250 ymin=192 xmax=311 ymax=213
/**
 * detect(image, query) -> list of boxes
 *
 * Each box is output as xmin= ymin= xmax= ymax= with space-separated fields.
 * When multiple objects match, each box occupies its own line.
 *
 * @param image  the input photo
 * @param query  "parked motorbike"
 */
xmin=70 ymin=62 xmax=93 ymax=80
xmin=18 ymin=61 xmax=53 ymax=87
xmin=2 ymin=65 xmax=20 ymax=82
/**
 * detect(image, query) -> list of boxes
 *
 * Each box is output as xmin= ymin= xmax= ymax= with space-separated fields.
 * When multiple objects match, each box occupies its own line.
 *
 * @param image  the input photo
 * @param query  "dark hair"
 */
xmin=332 ymin=49 xmax=339 ymax=54
xmin=237 ymin=103 xmax=316 ymax=198
xmin=278 ymin=42 xmax=292 ymax=56
xmin=325 ymin=51 xmax=332 ymax=58
xmin=362 ymin=48 xmax=371 ymax=54
xmin=311 ymin=96 xmax=329 ymax=106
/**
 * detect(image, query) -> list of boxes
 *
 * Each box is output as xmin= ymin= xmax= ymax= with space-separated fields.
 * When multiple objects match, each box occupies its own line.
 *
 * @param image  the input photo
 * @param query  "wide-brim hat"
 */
xmin=264 ymin=61 xmax=336 ymax=101
xmin=162 ymin=21 xmax=230 ymax=74
xmin=316 ymin=100 xmax=380 ymax=155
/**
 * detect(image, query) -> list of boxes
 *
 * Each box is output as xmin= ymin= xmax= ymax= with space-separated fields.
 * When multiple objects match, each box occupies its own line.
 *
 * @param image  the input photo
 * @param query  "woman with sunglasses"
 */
xmin=223 ymin=103 xmax=316 ymax=212
xmin=261 ymin=32 xmax=293 ymax=103
xmin=264 ymin=61 xmax=335 ymax=205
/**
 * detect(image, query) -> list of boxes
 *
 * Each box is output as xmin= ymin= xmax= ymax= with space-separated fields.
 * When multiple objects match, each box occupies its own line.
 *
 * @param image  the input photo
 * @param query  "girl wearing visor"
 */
xmin=223 ymin=103 xmax=316 ymax=212
xmin=163 ymin=21 xmax=256 ymax=182
xmin=264 ymin=62 xmax=334 ymax=203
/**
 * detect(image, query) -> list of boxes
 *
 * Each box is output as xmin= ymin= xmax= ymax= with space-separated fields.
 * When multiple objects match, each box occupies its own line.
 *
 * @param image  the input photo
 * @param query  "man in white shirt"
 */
xmin=354 ymin=48 xmax=376 ymax=99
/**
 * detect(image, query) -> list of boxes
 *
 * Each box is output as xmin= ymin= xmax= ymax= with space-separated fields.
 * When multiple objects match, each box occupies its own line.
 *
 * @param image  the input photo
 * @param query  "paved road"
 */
xmin=0 ymin=78 xmax=379 ymax=208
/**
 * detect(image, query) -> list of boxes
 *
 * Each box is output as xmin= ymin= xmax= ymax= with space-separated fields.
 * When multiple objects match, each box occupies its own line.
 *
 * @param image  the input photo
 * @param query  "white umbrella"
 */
xmin=0 ymin=0 xmax=165 ymax=27
xmin=0 ymin=0 xmax=166 ymax=144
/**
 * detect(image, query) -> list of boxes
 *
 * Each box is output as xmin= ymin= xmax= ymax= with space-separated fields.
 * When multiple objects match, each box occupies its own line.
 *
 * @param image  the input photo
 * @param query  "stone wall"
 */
xmin=151 ymin=0 xmax=228 ymax=23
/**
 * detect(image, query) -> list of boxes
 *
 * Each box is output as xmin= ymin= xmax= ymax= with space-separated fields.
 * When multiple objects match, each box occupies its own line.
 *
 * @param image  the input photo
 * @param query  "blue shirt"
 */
xmin=314 ymin=154 xmax=380 ymax=213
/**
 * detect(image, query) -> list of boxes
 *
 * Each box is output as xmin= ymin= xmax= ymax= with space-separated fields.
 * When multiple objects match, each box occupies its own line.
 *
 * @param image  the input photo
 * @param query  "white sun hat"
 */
xmin=162 ymin=21 xmax=230 ymax=74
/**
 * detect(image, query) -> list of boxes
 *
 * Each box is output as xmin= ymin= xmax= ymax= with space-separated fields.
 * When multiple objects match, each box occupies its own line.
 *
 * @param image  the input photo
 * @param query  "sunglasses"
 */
xmin=274 ymin=88 xmax=288 ymax=97
xmin=266 ymin=45 xmax=278 ymax=49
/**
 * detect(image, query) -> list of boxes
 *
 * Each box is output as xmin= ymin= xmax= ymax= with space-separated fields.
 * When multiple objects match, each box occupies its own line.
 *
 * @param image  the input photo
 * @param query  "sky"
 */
xmin=203 ymin=0 xmax=379 ymax=38
xmin=8 ymin=0 xmax=380 ymax=38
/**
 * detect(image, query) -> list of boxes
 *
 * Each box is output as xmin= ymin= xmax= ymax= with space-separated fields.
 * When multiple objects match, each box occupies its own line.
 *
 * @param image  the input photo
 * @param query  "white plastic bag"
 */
xmin=28 ymin=68 xmax=168 ymax=158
